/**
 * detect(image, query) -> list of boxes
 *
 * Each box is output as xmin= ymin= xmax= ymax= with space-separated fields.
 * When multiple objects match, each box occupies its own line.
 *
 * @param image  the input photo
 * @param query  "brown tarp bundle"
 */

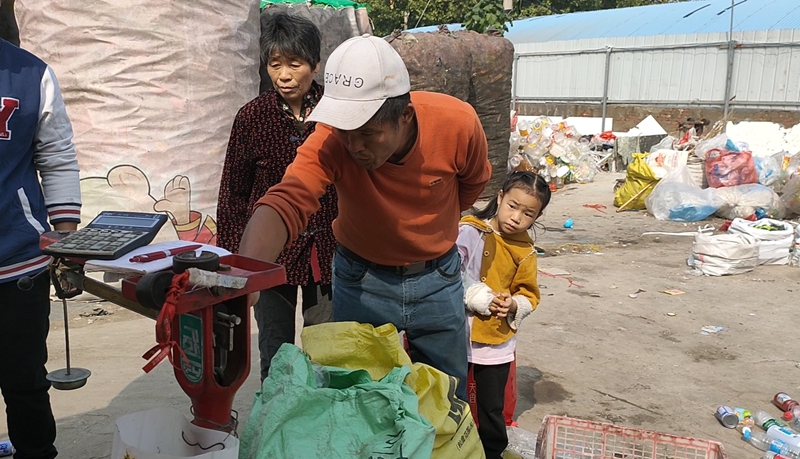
xmin=389 ymin=29 xmax=514 ymax=198
xmin=0 ymin=0 xmax=19 ymax=45
xmin=388 ymin=31 xmax=473 ymax=102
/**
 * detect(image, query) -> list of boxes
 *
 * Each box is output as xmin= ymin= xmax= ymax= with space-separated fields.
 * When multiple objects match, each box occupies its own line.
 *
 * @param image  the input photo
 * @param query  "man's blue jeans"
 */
xmin=331 ymin=245 xmax=468 ymax=400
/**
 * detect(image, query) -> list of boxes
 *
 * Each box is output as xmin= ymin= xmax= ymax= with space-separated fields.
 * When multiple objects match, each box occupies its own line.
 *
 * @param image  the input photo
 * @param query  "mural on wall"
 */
xmin=81 ymin=165 xmax=217 ymax=245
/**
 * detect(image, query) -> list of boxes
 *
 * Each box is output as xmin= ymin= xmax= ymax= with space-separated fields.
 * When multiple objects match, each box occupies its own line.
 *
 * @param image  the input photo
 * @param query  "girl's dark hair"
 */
xmin=473 ymin=171 xmax=551 ymax=222
xmin=261 ymin=13 xmax=322 ymax=68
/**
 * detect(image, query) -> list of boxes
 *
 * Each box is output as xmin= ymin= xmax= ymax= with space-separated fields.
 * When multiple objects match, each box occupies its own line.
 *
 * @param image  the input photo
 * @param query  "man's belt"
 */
xmin=337 ymin=244 xmax=457 ymax=276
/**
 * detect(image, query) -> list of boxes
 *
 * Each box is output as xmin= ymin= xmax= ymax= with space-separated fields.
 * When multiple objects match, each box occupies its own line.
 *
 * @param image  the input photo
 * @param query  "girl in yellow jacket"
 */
xmin=456 ymin=171 xmax=551 ymax=459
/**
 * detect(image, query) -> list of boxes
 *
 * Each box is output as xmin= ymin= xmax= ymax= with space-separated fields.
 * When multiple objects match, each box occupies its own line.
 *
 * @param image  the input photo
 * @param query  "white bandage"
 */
xmin=506 ymin=295 xmax=533 ymax=331
xmin=464 ymin=282 xmax=494 ymax=316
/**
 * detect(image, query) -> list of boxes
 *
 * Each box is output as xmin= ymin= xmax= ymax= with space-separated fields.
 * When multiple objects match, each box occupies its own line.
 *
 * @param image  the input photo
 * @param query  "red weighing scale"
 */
xmin=27 ymin=211 xmax=285 ymax=432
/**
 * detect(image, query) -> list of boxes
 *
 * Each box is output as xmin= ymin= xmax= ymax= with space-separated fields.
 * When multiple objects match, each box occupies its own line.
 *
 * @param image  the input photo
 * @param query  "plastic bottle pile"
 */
xmin=719 ymin=393 xmax=800 ymax=458
xmin=508 ymin=117 xmax=602 ymax=189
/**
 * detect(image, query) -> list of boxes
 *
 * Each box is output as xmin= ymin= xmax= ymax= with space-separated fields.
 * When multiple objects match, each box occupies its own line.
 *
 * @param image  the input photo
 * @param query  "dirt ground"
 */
xmin=1 ymin=172 xmax=798 ymax=458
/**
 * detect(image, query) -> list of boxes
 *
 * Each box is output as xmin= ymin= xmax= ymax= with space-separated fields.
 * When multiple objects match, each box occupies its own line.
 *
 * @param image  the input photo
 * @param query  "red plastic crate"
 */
xmin=534 ymin=416 xmax=728 ymax=459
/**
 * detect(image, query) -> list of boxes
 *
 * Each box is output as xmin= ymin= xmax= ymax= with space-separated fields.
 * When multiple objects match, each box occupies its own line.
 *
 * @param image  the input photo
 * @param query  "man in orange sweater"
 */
xmin=239 ymin=34 xmax=490 ymax=399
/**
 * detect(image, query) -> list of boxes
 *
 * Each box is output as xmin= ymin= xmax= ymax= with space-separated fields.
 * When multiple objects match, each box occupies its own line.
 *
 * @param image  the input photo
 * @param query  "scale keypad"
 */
xmin=42 ymin=211 xmax=169 ymax=260
xmin=45 ymin=228 xmax=146 ymax=259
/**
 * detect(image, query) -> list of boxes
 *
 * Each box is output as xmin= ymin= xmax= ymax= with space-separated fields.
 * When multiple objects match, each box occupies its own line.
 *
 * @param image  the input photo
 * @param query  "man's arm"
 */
xmin=238 ymin=205 xmax=288 ymax=263
xmin=457 ymin=115 xmax=491 ymax=211
xmin=238 ymin=125 xmax=341 ymax=263
xmin=34 ymin=66 xmax=81 ymax=227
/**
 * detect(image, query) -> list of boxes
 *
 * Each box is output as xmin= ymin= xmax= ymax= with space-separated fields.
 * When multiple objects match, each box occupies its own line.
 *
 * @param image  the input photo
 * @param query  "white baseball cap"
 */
xmin=307 ymin=34 xmax=411 ymax=130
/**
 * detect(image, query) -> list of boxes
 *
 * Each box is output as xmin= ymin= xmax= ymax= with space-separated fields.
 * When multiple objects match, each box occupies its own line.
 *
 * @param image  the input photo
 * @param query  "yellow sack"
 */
xmin=302 ymin=322 xmax=485 ymax=459
xmin=614 ymin=153 xmax=659 ymax=210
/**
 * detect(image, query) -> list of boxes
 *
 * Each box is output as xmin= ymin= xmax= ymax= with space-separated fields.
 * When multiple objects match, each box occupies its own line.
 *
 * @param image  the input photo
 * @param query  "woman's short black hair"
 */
xmin=261 ymin=12 xmax=322 ymax=68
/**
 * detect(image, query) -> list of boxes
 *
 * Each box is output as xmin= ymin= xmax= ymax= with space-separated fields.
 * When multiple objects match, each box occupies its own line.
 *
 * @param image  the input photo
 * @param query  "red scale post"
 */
xmin=124 ymin=255 xmax=285 ymax=431
xmin=40 ymin=228 xmax=285 ymax=433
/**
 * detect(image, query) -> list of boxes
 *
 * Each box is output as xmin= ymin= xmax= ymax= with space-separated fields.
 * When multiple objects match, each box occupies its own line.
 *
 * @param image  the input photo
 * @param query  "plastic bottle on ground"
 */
xmin=735 ymin=408 xmax=753 ymax=421
xmin=755 ymin=411 xmax=792 ymax=431
xmin=786 ymin=415 xmax=800 ymax=433
xmin=762 ymin=452 xmax=792 ymax=459
xmin=753 ymin=412 xmax=800 ymax=449
xmin=785 ymin=414 xmax=800 ymax=432
xmin=0 ymin=441 xmax=13 ymax=457
xmin=744 ymin=430 xmax=800 ymax=458
xmin=740 ymin=418 xmax=756 ymax=429
xmin=791 ymin=246 xmax=800 ymax=267
xmin=787 ymin=407 xmax=800 ymax=423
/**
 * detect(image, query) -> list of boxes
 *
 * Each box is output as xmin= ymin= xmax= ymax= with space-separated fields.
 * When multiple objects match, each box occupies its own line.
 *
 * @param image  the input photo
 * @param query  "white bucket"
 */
xmin=110 ymin=408 xmax=238 ymax=459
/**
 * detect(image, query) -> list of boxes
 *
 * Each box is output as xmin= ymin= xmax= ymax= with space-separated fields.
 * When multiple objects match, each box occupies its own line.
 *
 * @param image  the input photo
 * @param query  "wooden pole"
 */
xmin=616 ymin=181 xmax=656 ymax=213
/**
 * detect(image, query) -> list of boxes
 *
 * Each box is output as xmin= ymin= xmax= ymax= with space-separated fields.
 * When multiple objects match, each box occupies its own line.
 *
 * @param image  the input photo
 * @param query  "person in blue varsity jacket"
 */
xmin=1 ymin=34 xmax=81 ymax=459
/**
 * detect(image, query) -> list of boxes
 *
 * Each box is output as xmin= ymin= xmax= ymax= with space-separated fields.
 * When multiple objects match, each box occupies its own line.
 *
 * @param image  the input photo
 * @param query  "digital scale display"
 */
xmin=91 ymin=215 xmax=160 ymax=228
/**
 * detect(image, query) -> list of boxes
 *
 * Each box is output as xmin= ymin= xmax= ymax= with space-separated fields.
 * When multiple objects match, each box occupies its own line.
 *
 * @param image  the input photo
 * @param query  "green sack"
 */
xmin=239 ymin=344 xmax=436 ymax=459
xmin=302 ymin=323 xmax=485 ymax=459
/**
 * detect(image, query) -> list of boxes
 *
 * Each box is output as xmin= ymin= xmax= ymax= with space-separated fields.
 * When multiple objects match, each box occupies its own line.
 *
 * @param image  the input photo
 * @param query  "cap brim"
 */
xmin=307 ymin=95 xmax=385 ymax=131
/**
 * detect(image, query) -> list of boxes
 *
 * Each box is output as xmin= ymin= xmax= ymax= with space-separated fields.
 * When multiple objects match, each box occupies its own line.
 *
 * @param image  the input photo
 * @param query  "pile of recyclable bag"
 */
xmin=694 ymin=132 xmax=800 ymax=220
xmin=617 ymin=135 xmax=711 ymax=216
xmin=727 ymin=218 xmax=794 ymax=265
xmin=642 ymin=128 xmax=800 ymax=221
xmin=240 ymin=322 xmax=485 ymax=459
xmin=688 ymin=232 xmax=760 ymax=276
xmin=688 ymin=218 xmax=796 ymax=276
xmin=508 ymin=117 xmax=600 ymax=186
xmin=239 ymin=343 xmax=436 ymax=459
xmin=715 ymin=184 xmax=785 ymax=220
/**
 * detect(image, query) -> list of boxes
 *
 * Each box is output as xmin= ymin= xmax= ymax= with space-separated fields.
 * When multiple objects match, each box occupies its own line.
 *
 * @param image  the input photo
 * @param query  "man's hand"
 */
xmin=248 ymin=292 xmax=260 ymax=308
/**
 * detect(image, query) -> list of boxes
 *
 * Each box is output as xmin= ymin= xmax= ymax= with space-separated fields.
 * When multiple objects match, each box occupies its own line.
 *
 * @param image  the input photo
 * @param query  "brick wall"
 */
xmin=516 ymin=103 xmax=800 ymax=134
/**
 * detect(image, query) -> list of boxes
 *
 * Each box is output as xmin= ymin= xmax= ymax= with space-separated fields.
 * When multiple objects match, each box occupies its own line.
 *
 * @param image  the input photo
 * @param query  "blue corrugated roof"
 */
xmin=408 ymin=0 xmax=800 ymax=43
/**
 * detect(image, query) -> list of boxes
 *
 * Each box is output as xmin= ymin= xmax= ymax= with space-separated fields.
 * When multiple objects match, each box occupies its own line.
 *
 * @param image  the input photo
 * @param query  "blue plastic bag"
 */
xmin=753 ymin=154 xmax=783 ymax=187
xmin=667 ymin=200 xmax=719 ymax=222
xmin=646 ymin=165 xmax=720 ymax=222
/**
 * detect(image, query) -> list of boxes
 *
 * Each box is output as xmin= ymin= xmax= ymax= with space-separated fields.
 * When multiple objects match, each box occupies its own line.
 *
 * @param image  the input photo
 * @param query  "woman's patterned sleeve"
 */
xmin=217 ymin=107 xmax=257 ymax=253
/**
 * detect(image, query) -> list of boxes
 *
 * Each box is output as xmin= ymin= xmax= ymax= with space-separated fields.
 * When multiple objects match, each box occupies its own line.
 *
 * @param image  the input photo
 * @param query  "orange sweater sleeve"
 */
xmin=253 ymin=126 xmax=340 ymax=245
xmin=457 ymin=113 xmax=492 ymax=211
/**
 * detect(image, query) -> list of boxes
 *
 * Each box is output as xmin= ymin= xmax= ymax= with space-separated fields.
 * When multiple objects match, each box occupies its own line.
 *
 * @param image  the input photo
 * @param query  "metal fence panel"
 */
xmin=512 ymin=30 xmax=800 ymax=109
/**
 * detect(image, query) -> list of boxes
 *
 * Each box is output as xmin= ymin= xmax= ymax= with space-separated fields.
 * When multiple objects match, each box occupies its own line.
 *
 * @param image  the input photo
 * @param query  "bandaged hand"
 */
xmin=465 ymin=282 xmax=494 ymax=316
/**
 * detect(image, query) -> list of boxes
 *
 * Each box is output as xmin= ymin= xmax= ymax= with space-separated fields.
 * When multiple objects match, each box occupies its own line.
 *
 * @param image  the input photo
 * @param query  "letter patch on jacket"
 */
xmin=0 ymin=97 xmax=20 ymax=141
